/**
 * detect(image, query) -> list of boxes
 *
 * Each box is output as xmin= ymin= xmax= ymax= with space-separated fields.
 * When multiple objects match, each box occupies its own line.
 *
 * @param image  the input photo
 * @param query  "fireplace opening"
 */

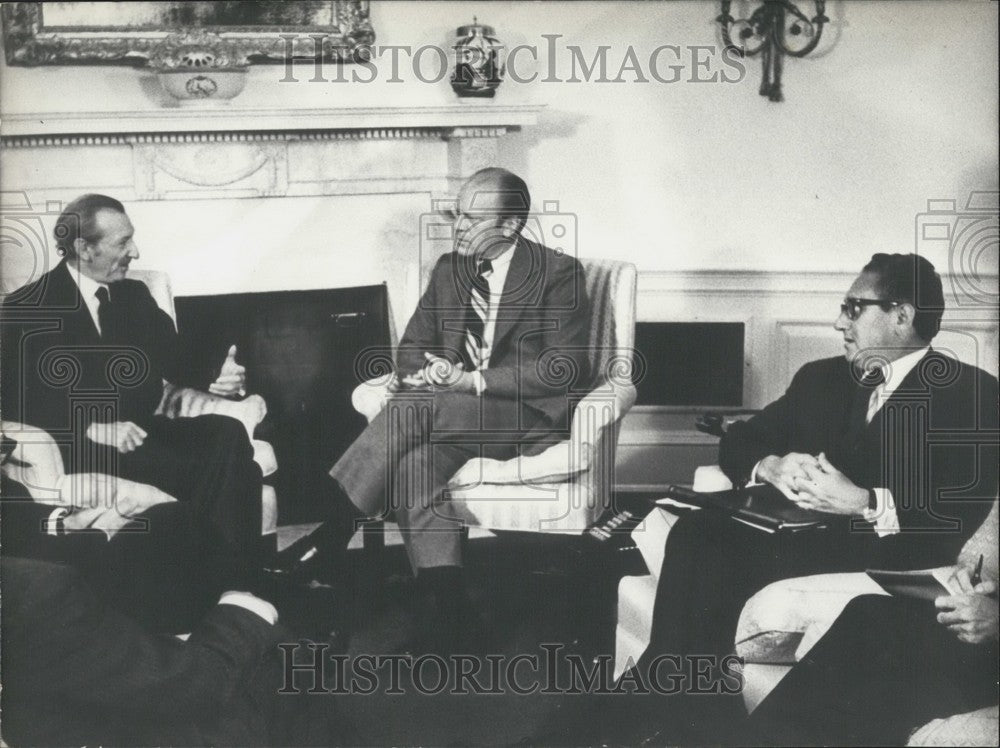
xmin=632 ymin=322 xmax=745 ymax=407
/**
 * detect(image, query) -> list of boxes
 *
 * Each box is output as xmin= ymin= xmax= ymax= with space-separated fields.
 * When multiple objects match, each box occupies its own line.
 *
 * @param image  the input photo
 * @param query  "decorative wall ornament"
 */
xmin=149 ymin=32 xmax=249 ymax=103
xmin=147 ymin=28 xmax=238 ymax=69
xmin=450 ymin=18 xmax=505 ymax=98
xmin=132 ymin=142 xmax=287 ymax=199
xmin=1 ymin=1 xmax=374 ymax=66
xmin=150 ymin=144 xmax=277 ymax=187
xmin=717 ymin=0 xmax=828 ymax=102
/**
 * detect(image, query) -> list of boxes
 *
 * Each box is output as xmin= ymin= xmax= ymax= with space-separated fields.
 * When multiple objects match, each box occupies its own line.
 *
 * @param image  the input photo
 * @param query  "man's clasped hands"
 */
xmin=757 ymin=451 xmax=870 ymax=515
xmin=387 ymin=352 xmax=479 ymax=394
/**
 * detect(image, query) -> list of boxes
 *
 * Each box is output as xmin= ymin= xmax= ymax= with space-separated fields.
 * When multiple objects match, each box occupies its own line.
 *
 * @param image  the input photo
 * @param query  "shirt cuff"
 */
xmin=748 ymin=459 xmax=765 ymax=486
xmin=471 ymin=371 xmax=487 ymax=396
xmin=218 ymin=592 xmax=279 ymax=625
xmin=45 ymin=507 xmax=69 ymax=536
xmin=862 ymin=488 xmax=900 ymax=537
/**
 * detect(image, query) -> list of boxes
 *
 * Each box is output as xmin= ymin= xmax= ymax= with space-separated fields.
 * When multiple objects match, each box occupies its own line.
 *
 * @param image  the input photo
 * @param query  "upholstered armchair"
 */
xmin=351 ymin=258 xmax=638 ymax=534
xmin=613 ymin=467 xmax=1000 ymax=746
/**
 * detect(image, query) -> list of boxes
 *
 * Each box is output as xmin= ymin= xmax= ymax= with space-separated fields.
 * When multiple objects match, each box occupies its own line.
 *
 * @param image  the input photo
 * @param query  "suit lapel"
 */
xmin=852 ymin=351 xmax=938 ymax=467
xmin=50 ymin=262 xmax=100 ymax=342
xmin=829 ymin=360 xmax=862 ymax=464
xmin=864 ymin=351 xmax=937 ymax=430
xmin=490 ymin=239 xmax=539 ymax=355
xmin=438 ymin=253 xmax=470 ymax=360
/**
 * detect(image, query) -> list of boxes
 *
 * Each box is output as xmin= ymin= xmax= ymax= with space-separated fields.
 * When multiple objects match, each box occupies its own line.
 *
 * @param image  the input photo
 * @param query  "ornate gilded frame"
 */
xmin=2 ymin=1 xmax=375 ymax=66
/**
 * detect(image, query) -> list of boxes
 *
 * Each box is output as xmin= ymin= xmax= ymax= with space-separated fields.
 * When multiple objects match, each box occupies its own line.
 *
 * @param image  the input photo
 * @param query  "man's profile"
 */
xmin=266 ymin=167 xmax=592 ymax=652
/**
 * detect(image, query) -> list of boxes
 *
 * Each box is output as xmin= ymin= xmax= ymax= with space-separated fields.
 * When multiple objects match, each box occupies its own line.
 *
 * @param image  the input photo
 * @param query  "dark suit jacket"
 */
xmin=720 ymin=352 xmax=999 ymax=567
xmin=1 ymin=260 xmax=182 ymax=457
xmin=0 ymin=555 xmax=277 ymax=746
xmin=396 ymin=238 xmax=591 ymax=428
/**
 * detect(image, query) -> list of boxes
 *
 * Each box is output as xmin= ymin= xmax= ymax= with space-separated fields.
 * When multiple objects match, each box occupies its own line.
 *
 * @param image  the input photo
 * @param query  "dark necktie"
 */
xmin=95 ymin=285 xmax=113 ymax=339
xmin=842 ymin=367 xmax=886 ymax=449
xmin=462 ymin=258 xmax=493 ymax=371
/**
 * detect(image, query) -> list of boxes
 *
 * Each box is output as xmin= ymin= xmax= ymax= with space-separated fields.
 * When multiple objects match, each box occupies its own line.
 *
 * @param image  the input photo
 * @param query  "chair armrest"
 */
xmin=0 ymin=424 xmax=179 ymax=514
xmin=907 ymin=705 xmax=999 ymax=746
xmin=0 ymin=421 xmax=66 ymax=502
xmin=449 ymin=380 xmax=638 ymax=487
xmin=630 ymin=506 xmax=684 ymax=580
xmin=156 ymin=384 xmax=267 ymax=441
xmin=735 ymin=572 xmax=887 ymax=664
xmin=352 ymin=378 xmax=392 ymax=423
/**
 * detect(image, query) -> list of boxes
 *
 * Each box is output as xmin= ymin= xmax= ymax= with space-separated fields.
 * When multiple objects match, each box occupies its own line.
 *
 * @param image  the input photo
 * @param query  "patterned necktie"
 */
xmin=843 ymin=367 xmax=886 ymax=448
xmin=463 ymin=258 xmax=493 ymax=371
xmin=864 ymin=369 xmax=888 ymax=425
xmin=95 ymin=285 xmax=113 ymax=339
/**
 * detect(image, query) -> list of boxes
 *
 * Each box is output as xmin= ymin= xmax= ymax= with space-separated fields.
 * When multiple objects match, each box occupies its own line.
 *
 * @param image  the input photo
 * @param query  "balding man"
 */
xmin=269 ymin=168 xmax=591 ymax=651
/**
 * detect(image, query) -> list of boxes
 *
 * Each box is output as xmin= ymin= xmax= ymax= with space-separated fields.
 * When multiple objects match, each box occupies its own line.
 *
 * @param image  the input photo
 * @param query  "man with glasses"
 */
xmin=625 ymin=253 xmax=998 ymax=740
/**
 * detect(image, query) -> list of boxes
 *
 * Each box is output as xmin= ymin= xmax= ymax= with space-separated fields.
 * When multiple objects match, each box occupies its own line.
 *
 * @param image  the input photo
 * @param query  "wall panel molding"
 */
xmin=617 ymin=267 xmax=1000 ymax=488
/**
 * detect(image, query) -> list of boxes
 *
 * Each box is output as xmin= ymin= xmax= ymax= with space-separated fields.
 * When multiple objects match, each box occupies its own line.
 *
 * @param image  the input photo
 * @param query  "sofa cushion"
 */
xmin=447 ymin=481 xmax=600 ymax=533
xmin=907 ymin=705 xmax=999 ymax=747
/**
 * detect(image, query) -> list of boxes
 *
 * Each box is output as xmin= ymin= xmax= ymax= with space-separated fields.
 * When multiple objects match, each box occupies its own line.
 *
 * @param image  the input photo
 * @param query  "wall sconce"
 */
xmin=717 ymin=0 xmax=829 ymax=102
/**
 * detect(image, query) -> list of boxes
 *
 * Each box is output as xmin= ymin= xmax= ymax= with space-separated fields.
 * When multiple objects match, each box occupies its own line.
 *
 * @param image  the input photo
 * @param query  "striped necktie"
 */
xmin=463 ymin=258 xmax=493 ymax=371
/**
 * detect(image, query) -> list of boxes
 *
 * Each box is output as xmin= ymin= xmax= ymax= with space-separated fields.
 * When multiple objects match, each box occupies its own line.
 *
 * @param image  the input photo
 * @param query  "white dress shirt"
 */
xmin=865 ymin=346 xmax=930 ymax=423
xmin=860 ymin=346 xmax=931 ymax=535
xmin=67 ymin=264 xmax=109 ymax=336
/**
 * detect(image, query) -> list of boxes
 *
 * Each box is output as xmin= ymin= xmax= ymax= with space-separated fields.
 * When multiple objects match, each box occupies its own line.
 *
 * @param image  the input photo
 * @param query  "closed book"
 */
xmin=657 ymin=483 xmax=832 ymax=533
xmin=866 ymin=568 xmax=955 ymax=601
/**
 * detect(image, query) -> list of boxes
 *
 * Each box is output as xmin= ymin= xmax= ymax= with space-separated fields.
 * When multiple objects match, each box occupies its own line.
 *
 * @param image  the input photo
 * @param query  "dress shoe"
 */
xmin=397 ymin=583 xmax=489 ymax=658
xmin=262 ymin=524 xmax=341 ymax=585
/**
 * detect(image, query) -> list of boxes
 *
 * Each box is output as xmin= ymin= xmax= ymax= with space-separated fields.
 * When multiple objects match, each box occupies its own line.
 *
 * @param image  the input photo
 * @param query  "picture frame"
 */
xmin=1 ymin=1 xmax=375 ymax=66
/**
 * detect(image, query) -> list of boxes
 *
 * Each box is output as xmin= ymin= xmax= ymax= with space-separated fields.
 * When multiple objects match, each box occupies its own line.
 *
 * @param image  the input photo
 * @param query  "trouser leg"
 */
xmin=78 ymin=503 xmax=230 ymax=633
xmin=117 ymin=414 xmax=263 ymax=577
xmin=393 ymin=441 xmax=481 ymax=571
xmin=748 ymin=594 xmax=1000 ymax=746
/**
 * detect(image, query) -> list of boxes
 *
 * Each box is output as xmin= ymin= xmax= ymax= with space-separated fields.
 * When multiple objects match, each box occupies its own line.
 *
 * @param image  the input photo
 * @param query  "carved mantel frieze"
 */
xmin=0 ymin=105 xmax=542 ymax=201
xmin=0 ymin=125 xmax=510 ymax=149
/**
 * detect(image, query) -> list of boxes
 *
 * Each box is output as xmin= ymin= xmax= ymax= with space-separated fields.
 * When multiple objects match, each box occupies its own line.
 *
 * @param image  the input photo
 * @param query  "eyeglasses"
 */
xmin=840 ymin=298 xmax=900 ymax=321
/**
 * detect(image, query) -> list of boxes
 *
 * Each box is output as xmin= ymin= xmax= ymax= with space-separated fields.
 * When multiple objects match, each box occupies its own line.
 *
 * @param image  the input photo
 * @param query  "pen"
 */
xmin=971 ymin=553 xmax=984 ymax=586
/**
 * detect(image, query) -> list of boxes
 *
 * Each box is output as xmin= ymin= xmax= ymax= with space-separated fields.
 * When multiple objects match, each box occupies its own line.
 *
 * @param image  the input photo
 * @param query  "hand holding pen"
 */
xmin=971 ymin=553 xmax=984 ymax=587
xmin=937 ymin=555 xmax=998 ymax=644
xmin=946 ymin=554 xmax=990 ymax=596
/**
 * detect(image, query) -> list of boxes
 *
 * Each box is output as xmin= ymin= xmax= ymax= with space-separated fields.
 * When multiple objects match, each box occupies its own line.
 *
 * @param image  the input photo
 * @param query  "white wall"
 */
xmin=2 ymin=0 xmax=997 ymax=278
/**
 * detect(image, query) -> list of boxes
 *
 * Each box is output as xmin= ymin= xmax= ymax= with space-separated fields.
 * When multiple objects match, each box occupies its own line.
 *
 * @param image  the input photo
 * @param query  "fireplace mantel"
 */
xmin=0 ymin=100 xmax=542 ymax=332
xmin=0 ymin=103 xmax=543 ymax=139
xmin=1 ymin=103 xmax=541 ymax=203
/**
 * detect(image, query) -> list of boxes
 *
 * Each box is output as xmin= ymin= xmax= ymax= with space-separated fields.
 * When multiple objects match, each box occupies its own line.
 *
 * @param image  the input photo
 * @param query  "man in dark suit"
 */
xmin=747 ymin=503 xmax=998 ymax=746
xmin=628 ymin=253 xmax=998 ymax=736
xmin=270 ymin=168 xmax=591 ymax=647
xmin=0 ymin=194 xmax=262 ymax=574
xmin=0 ymin=554 xmax=343 ymax=746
